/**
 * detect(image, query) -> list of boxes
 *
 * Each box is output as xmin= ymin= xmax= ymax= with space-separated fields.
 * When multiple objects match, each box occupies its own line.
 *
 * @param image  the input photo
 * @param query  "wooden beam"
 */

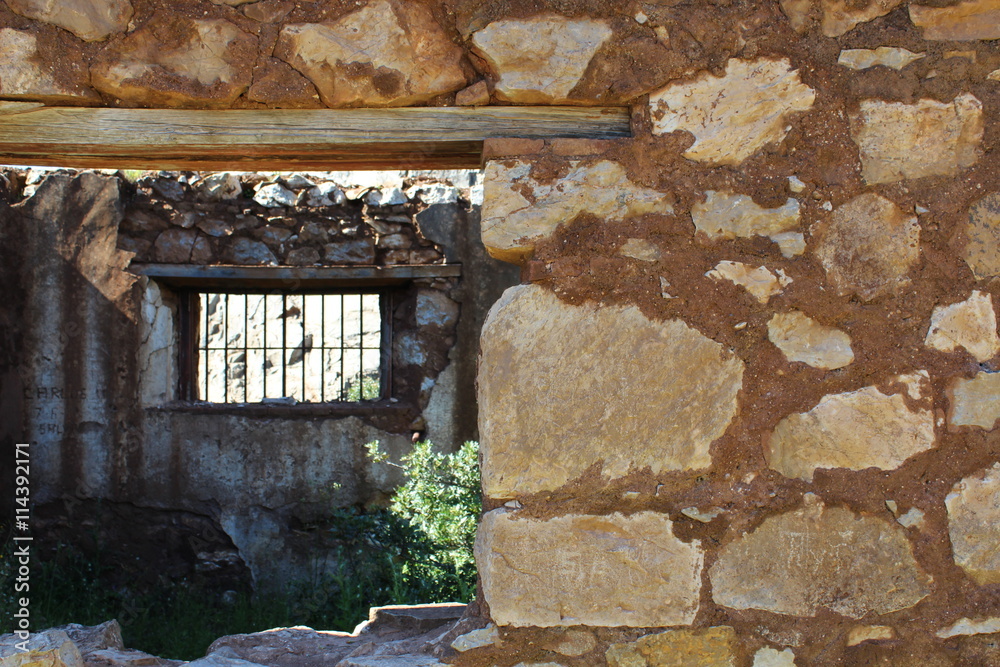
xmin=0 ymin=106 xmax=631 ymax=171
xmin=130 ymin=263 xmax=463 ymax=289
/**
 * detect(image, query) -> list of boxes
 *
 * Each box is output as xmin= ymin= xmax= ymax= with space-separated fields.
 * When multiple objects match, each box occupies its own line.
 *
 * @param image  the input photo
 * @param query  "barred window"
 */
xmin=195 ymin=291 xmax=385 ymax=403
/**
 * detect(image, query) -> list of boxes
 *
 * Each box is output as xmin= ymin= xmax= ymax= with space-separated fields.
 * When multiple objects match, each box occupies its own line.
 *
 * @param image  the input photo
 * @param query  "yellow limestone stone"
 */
xmin=481 ymin=160 xmax=672 ymax=264
xmin=937 ymin=617 xmax=1000 ymax=639
xmin=606 ymin=627 xmax=736 ymax=667
xmin=710 ymin=496 xmax=931 ymax=618
xmin=812 ymin=193 xmax=920 ymax=300
xmin=767 ymin=311 xmax=854 ymax=370
xmin=707 ymin=261 xmax=791 ymax=304
xmin=780 ymin=0 xmax=906 ymax=36
xmin=753 ymin=647 xmax=797 ymax=667
xmin=0 ymin=629 xmax=85 ymax=667
xmin=275 ymin=1 xmax=466 ymax=107
xmin=851 ymin=94 xmax=983 ymax=184
xmin=847 ymin=626 xmax=895 ymax=646
xmin=5 ymin=0 xmax=132 ymax=41
xmin=838 ymin=47 xmax=925 ymax=70
xmin=477 ymin=510 xmax=704 ymax=627
xmin=479 ymin=285 xmax=743 ymax=498
xmin=768 ymin=378 xmax=935 ymax=480
xmin=649 ymin=58 xmax=816 ymax=166
xmin=471 ymin=16 xmax=612 ymax=104
xmin=925 ymin=290 xmax=1000 ymax=362
xmin=947 ymin=464 xmax=1000 ymax=585
xmin=910 ymin=0 xmax=1000 ymax=41
xmin=0 ymin=29 xmax=99 ymax=104
xmin=949 ymin=371 xmax=1000 ymax=429
xmin=691 ymin=191 xmax=801 ymax=243
xmin=963 ymin=193 xmax=1000 ymax=279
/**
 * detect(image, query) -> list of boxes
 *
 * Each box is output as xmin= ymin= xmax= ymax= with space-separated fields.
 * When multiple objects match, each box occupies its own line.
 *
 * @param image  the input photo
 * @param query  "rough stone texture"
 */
xmin=91 ymin=16 xmax=255 ymax=108
xmin=846 ymin=626 xmax=895 ymax=646
xmin=275 ymin=1 xmax=466 ymax=108
xmin=246 ymin=57 xmax=323 ymax=109
xmin=925 ymin=290 xmax=1000 ymax=362
xmin=937 ymin=617 xmax=1000 ymax=639
xmin=544 ymin=630 xmax=596 ymax=657
xmin=649 ymin=58 xmax=816 ymax=166
xmin=0 ymin=28 xmax=99 ymax=103
xmin=476 ymin=509 xmax=704 ymax=627
xmin=5 ymin=0 xmax=132 ymax=41
xmin=470 ymin=16 xmax=612 ymax=104
xmin=228 ymin=238 xmax=276 ymax=265
xmin=154 ymin=228 xmax=210 ymax=263
xmin=606 ymin=627 xmax=735 ymax=667
xmin=947 ymin=464 xmax=1000 ymax=585
xmin=481 ymin=160 xmax=671 ymax=264
xmin=618 ymin=238 xmax=661 ymax=262
xmin=838 ymin=47 xmax=925 ymax=70
xmin=455 ymin=80 xmax=489 ymax=106
xmin=753 ymin=647 xmax=796 ymax=667
xmin=0 ymin=629 xmax=85 ymax=667
xmin=963 ymin=193 xmax=1000 ymax=279
xmin=691 ymin=191 xmax=801 ymax=244
xmin=479 ymin=284 xmax=744 ymax=497
xmin=767 ymin=311 xmax=854 ymax=370
xmin=324 ymin=238 xmax=375 ymax=264
xmin=710 ymin=496 xmax=931 ymax=618
xmin=706 ymin=261 xmax=791 ymax=304
xmin=779 ymin=0 xmax=905 ymax=37
xmin=850 ymin=94 xmax=984 ymax=184
xmin=910 ymin=0 xmax=1000 ymax=41
xmin=768 ymin=378 xmax=935 ymax=480
xmin=451 ymin=625 xmax=499 ymax=652
xmin=948 ymin=371 xmax=1000 ymax=429
xmin=812 ymin=193 xmax=920 ymax=300
xmin=54 ymin=620 xmax=123 ymax=655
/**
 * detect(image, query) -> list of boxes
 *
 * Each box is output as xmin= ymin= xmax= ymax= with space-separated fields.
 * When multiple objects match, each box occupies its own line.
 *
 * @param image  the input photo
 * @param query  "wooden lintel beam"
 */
xmin=0 ymin=106 xmax=631 ymax=171
xmin=131 ymin=263 xmax=463 ymax=289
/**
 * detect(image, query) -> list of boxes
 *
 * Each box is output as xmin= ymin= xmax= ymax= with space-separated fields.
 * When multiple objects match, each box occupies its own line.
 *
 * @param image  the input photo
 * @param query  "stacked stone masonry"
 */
xmin=3 ymin=0 xmax=1000 ymax=665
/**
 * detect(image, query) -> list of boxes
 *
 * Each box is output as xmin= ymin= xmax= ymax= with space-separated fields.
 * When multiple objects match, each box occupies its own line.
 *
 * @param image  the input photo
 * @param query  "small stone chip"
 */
xmin=846 ymin=626 xmax=895 ymax=646
xmin=925 ymin=290 xmax=1000 ymax=362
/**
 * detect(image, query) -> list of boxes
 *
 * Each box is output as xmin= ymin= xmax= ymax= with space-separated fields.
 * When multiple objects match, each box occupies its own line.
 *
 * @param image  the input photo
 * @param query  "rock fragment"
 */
xmin=649 ymin=58 xmax=815 ymax=166
xmin=779 ymin=0 xmax=905 ymax=37
xmin=710 ymin=496 xmax=931 ymax=618
xmin=910 ymin=0 xmax=1000 ymax=41
xmin=948 ymin=371 xmax=1000 ymax=429
xmin=925 ymin=291 xmax=1000 ymax=362
xmin=767 ymin=311 xmax=854 ymax=370
xmin=963 ymin=193 xmax=1000 ymax=279
xmin=0 ymin=29 xmax=99 ymax=103
xmin=838 ymin=47 xmax=925 ymax=70
xmin=481 ymin=160 xmax=671 ymax=264
xmin=0 ymin=629 xmax=85 ymax=667
xmin=275 ymin=1 xmax=466 ymax=108
xmin=5 ymin=0 xmax=132 ymax=41
xmin=606 ymin=627 xmax=736 ymax=667
xmin=477 ymin=510 xmax=704 ymax=627
xmin=451 ymin=625 xmax=499 ymax=652
xmin=850 ymin=94 xmax=983 ymax=184
xmin=937 ymin=617 xmax=1000 ymax=639
xmin=471 ymin=16 xmax=612 ymax=104
xmin=947 ymin=464 xmax=1000 ymax=585
xmin=768 ymin=380 xmax=935 ymax=480
xmin=753 ymin=647 xmax=796 ymax=667
xmin=847 ymin=626 xmax=895 ymax=646
xmin=707 ymin=261 xmax=791 ymax=304
xmin=691 ymin=191 xmax=801 ymax=245
xmin=545 ymin=630 xmax=596 ymax=657
xmin=812 ymin=193 xmax=920 ymax=300
xmin=254 ymin=183 xmax=297 ymax=208
xmin=619 ymin=238 xmax=661 ymax=262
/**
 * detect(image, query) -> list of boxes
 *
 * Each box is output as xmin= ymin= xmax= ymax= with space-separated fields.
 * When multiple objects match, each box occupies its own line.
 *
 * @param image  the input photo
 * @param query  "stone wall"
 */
xmin=2 ymin=0 xmax=1000 ymax=664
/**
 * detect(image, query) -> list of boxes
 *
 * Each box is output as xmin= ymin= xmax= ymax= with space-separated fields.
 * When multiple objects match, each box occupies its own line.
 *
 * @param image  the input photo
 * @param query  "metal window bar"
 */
xmin=196 ymin=291 xmax=383 ymax=403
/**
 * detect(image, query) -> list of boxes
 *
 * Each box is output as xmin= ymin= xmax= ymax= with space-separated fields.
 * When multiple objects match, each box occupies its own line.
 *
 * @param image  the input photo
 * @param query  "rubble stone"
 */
xmin=325 ymin=239 xmax=375 ymax=264
xmin=618 ymin=238 xmax=661 ymax=262
xmin=275 ymin=1 xmax=466 ymax=108
xmin=691 ymin=191 xmax=801 ymax=243
xmin=838 ymin=47 xmax=925 ymax=70
xmin=768 ymin=380 xmax=935 ymax=480
xmin=246 ymin=58 xmax=323 ymax=109
xmin=545 ymin=630 xmax=596 ymax=657
xmin=481 ymin=160 xmax=671 ymax=264
xmin=963 ymin=193 xmax=1000 ymax=279
xmin=477 ymin=509 xmax=704 ymax=627
xmin=0 ymin=629 xmax=85 ymax=667
xmin=948 ymin=371 xmax=1000 ymax=429
xmin=254 ymin=183 xmax=297 ymax=208
xmin=450 ymin=625 xmax=499 ymax=652
xmin=706 ymin=261 xmax=791 ymax=304
xmin=846 ymin=626 xmax=895 ymax=646
xmin=925 ymin=290 xmax=1000 ymax=362
xmin=947 ymin=464 xmax=1000 ymax=585
xmin=0 ymin=29 xmax=99 ymax=103
xmin=753 ymin=647 xmax=796 ymax=667
xmin=709 ymin=496 xmax=931 ymax=618
xmin=471 ymin=16 xmax=612 ymax=104
xmin=479 ymin=284 xmax=744 ymax=497
xmin=229 ymin=238 xmax=276 ymax=265
xmin=937 ymin=617 xmax=1000 ymax=639
xmin=606 ymin=627 xmax=736 ymax=667
xmin=910 ymin=0 xmax=1000 ymax=41
xmin=91 ymin=16 xmax=255 ymax=108
xmin=5 ymin=0 xmax=132 ymax=41
xmin=649 ymin=58 xmax=816 ymax=166
xmin=850 ymin=94 xmax=983 ymax=184
xmin=812 ymin=193 xmax=920 ymax=300
xmin=779 ymin=0 xmax=905 ymax=37
xmin=767 ymin=311 xmax=854 ymax=370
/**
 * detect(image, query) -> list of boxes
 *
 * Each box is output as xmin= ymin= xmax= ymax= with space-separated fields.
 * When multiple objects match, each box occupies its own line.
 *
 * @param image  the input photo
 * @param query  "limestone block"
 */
xmin=275 ymin=1 xmax=466 ymax=108
xmin=606 ymin=627 xmax=735 ymax=667
xmin=706 ymin=261 xmax=791 ymax=304
xmin=963 ymin=193 xmax=1000 ymax=279
xmin=450 ymin=625 xmax=499 ymax=652
xmin=470 ymin=16 xmax=612 ymax=104
xmin=767 ymin=311 xmax=854 ymax=370
xmin=0 ymin=29 xmax=99 ymax=103
xmin=479 ymin=285 xmax=744 ymax=497
xmin=947 ymin=464 xmax=1000 ymax=584
xmin=753 ymin=647 xmax=796 ymax=667
xmin=649 ymin=59 xmax=816 ymax=166
xmin=910 ymin=0 xmax=1000 ymax=41
xmin=851 ymin=94 xmax=983 ymax=184
xmin=91 ymin=16 xmax=255 ymax=108
xmin=925 ymin=291 xmax=1000 ymax=362
xmin=812 ymin=193 xmax=920 ymax=300
xmin=847 ymin=626 xmax=895 ymax=646
xmin=838 ymin=47 xmax=925 ymax=70
xmin=691 ymin=191 xmax=801 ymax=244
xmin=710 ymin=496 xmax=931 ymax=618
xmin=937 ymin=617 xmax=1000 ymax=639
xmin=949 ymin=371 xmax=1000 ymax=429
xmin=476 ymin=509 xmax=704 ymax=627
xmin=481 ymin=160 xmax=671 ymax=264
xmin=5 ymin=0 xmax=132 ymax=41
xmin=0 ymin=629 xmax=85 ymax=667
xmin=780 ymin=0 xmax=905 ymax=37
xmin=768 ymin=379 xmax=935 ymax=480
